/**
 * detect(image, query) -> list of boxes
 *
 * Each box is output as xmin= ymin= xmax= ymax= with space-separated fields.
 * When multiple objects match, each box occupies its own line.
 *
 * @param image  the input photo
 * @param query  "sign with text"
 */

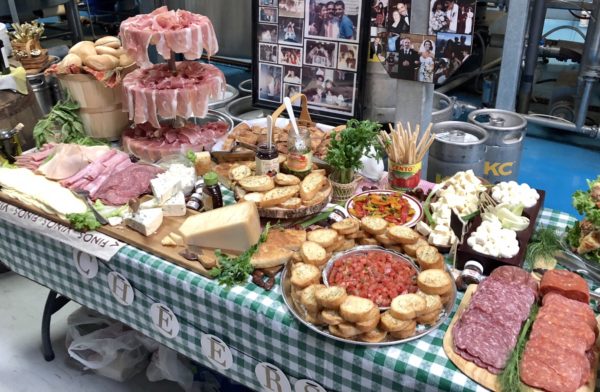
xmin=255 ymin=362 xmax=292 ymax=392
xmin=73 ymin=250 xmax=98 ymax=279
xmin=107 ymin=271 xmax=135 ymax=306
xmin=201 ymin=334 xmax=233 ymax=371
xmin=0 ymin=201 xmax=125 ymax=261
xmin=294 ymin=380 xmax=327 ymax=392
xmin=150 ymin=303 xmax=180 ymax=339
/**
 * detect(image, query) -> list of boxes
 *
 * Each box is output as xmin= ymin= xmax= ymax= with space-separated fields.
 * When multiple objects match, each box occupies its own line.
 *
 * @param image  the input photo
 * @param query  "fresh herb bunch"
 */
xmin=498 ymin=303 xmax=539 ymax=392
xmin=565 ymin=176 xmax=600 ymax=263
xmin=524 ymin=227 xmax=562 ymax=270
xmin=33 ymin=93 xmax=107 ymax=148
xmin=325 ymin=119 xmax=383 ymax=184
xmin=67 ymin=211 xmax=101 ymax=231
xmin=209 ymin=223 xmax=271 ymax=287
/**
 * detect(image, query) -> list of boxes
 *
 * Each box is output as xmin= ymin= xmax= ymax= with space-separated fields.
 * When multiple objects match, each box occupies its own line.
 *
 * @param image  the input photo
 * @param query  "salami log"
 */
xmin=540 ymin=269 xmax=590 ymax=303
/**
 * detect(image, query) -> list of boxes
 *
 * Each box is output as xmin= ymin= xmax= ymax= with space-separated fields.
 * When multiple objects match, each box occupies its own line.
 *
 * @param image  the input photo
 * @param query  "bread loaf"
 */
xmin=94 ymin=36 xmax=121 ymax=48
xmin=60 ymin=53 xmax=82 ymax=69
xmin=69 ymin=41 xmax=97 ymax=61
xmin=119 ymin=53 xmax=135 ymax=67
xmin=95 ymin=45 xmax=120 ymax=57
xmin=84 ymin=54 xmax=119 ymax=71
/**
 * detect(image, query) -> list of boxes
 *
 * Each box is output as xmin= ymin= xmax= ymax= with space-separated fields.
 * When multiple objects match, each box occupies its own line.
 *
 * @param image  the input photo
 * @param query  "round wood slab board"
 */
xmin=443 ymin=285 xmax=600 ymax=392
xmin=257 ymin=186 xmax=332 ymax=219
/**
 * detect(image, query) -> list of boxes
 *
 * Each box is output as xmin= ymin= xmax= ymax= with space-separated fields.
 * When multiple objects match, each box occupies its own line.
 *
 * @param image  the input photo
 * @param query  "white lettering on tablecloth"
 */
xmin=255 ymin=363 xmax=291 ymax=392
xmin=294 ymin=379 xmax=327 ymax=392
xmin=0 ymin=201 xmax=125 ymax=261
xmin=107 ymin=271 xmax=134 ymax=306
xmin=150 ymin=303 xmax=180 ymax=338
xmin=200 ymin=334 xmax=233 ymax=371
xmin=73 ymin=250 xmax=98 ymax=279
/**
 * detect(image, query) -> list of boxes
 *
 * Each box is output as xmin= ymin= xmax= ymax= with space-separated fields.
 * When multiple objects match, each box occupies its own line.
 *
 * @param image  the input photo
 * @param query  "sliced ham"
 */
xmin=36 ymin=144 xmax=110 ymax=181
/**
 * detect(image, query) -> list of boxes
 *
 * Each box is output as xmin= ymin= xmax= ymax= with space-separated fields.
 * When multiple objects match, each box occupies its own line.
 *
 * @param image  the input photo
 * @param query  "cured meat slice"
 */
xmin=469 ymin=278 xmax=535 ymax=321
xmin=489 ymin=265 xmax=539 ymax=296
xmin=119 ymin=6 xmax=219 ymax=68
xmin=540 ymin=269 xmax=590 ymax=303
xmin=542 ymin=293 xmax=597 ymax=334
xmin=93 ymin=163 xmax=163 ymax=205
xmin=122 ymin=61 xmax=225 ymax=128
xmin=452 ymin=346 xmax=501 ymax=374
xmin=530 ymin=317 xmax=595 ymax=353
xmin=453 ymin=318 xmax=513 ymax=371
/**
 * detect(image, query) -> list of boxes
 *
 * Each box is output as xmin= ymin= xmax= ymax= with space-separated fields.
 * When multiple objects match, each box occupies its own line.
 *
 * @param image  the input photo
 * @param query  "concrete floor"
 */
xmin=0 ymin=271 xmax=180 ymax=392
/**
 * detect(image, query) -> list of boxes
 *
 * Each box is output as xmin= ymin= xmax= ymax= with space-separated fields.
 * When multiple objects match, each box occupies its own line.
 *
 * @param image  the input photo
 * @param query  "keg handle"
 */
xmin=502 ymin=131 xmax=524 ymax=144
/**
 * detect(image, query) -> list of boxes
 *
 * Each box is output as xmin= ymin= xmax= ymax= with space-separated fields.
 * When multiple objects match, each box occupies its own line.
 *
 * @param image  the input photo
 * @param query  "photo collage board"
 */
xmin=254 ymin=0 xmax=371 ymax=122
xmin=368 ymin=0 xmax=476 ymax=84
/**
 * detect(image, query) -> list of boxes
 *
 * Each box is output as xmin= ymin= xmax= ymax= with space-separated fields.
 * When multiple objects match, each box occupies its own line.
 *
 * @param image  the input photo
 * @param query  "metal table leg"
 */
xmin=64 ymin=0 xmax=84 ymax=44
xmin=41 ymin=290 xmax=71 ymax=362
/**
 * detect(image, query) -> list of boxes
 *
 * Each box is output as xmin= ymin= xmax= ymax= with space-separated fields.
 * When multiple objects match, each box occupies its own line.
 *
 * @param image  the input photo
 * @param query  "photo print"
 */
xmin=278 ymin=17 xmax=304 ymax=45
xmin=435 ymin=32 xmax=472 ymax=80
xmin=338 ymin=43 xmax=359 ymax=71
xmin=283 ymin=65 xmax=302 ymax=83
xmin=428 ymin=0 xmax=476 ymax=35
xmin=279 ymin=0 xmax=305 ymax=18
xmin=261 ymin=0 xmax=278 ymax=5
xmin=370 ymin=0 xmax=388 ymax=28
xmin=284 ymin=83 xmax=302 ymax=99
xmin=259 ymin=43 xmax=279 ymax=63
xmin=302 ymin=66 xmax=356 ymax=114
xmin=258 ymin=23 xmax=279 ymax=43
xmin=259 ymin=6 xmax=279 ymax=23
xmin=304 ymin=39 xmax=338 ymax=68
xmin=305 ymin=0 xmax=361 ymax=41
xmin=279 ymin=45 xmax=303 ymax=66
xmin=368 ymin=32 xmax=387 ymax=62
xmin=387 ymin=0 xmax=411 ymax=34
xmin=259 ymin=63 xmax=283 ymax=102
xmin=385 ymin=33 xmax=436 ymax=82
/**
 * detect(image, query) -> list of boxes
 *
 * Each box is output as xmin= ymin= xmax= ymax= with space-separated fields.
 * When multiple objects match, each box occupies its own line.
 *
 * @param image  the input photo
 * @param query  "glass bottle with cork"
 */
xmin=201 ymin=171 xmax=223 ymax=211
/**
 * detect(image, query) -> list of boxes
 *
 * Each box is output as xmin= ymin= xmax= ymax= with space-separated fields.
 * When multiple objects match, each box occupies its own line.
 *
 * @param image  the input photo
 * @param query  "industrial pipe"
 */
xmin=517 ymin=0 xmax=546 ymax=114
xmin=575 ymin=0 xmax=600 ymax=131
xmin=435 ymin=58 xmax=502 ymax=94
xmin=523 ymin=114 xmax=600 ymax=139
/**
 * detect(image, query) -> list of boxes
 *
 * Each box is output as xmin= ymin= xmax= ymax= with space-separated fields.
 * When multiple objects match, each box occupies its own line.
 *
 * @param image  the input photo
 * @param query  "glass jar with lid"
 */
xmin=285 ymin=126 xmax=312 ymax=177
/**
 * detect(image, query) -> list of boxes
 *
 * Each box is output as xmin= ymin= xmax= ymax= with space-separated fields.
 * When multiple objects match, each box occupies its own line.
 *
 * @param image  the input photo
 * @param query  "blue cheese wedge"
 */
xmin=150 ymin=175 xmax=182 ymax=205
xmin=162 ymin=191 xmax=186 ymax=217
xmin=125 ymin=208 xmax=163 ymax=236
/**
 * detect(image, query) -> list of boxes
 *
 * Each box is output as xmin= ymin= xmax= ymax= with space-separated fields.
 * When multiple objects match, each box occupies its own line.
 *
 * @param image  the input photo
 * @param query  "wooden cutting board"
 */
xmin=0 ymin=192 xmax=214 ymax=277
xmin=443 ymin=285 xmax=600 ymax=392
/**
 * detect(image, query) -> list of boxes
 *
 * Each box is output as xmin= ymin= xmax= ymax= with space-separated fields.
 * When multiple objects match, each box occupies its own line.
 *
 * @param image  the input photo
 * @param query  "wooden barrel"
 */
xmin=0 ymin=85 xmax=42 ymax=150
xmin=57 ymin=73 xmax=129 ymax=141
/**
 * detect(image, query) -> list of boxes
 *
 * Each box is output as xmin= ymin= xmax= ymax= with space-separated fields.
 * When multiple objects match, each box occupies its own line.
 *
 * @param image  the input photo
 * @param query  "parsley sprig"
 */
xmin=209 ymin=223 xmax=271 ymax=287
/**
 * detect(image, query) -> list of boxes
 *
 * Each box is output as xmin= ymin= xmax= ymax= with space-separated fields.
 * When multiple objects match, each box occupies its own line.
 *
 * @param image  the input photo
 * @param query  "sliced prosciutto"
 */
xmin=122 ymin=120 xmax=229 ymax=162
xmin=122 ymin=61 xmax=225 ymax=128
xmin=119 ymin=6 xmax=219 ymax=68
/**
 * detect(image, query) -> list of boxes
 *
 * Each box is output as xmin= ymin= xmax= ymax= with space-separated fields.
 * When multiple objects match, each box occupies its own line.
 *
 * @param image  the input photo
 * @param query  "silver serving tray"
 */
xmin=281 ymin=245 xmax=457 ymax=346
xmin=208 ymin=84 xmax=239 ymax=109
xmin=187 ymin=110 xmax=235 ymax=133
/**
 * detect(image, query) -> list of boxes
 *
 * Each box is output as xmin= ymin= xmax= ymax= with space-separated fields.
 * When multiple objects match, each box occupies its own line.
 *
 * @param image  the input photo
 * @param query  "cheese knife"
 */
xmin=73 ymin=189 xmax=109 ymax=225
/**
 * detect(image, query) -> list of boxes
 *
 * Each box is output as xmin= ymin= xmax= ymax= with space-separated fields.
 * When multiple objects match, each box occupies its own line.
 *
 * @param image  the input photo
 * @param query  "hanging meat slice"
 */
xmin=119 ymin=6 xmax=219 ymax=68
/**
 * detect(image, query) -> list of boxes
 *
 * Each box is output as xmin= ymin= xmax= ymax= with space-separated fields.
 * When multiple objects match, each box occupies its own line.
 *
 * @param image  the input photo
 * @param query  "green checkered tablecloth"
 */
xmin=0 ymin=205 xmax=578 ymax=392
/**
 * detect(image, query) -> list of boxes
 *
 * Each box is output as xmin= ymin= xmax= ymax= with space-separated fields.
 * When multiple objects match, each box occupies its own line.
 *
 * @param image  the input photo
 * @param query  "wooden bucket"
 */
xmin=0 ymin=85 xmax=42 ymax=150
xmin=57 ymin=73 xmax=128 ymax=140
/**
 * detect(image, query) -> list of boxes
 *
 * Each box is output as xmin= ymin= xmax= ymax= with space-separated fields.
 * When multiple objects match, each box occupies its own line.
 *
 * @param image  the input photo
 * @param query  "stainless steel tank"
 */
xmin=225 ymin=96 xmax=269 ymax=124
xmin=427 ymin=121 xmax=488 ymax=183
xmin=432 ymin=92 xmax=454 ymax=123
xmin=468 ymin=109 xmax=527 ymax=183
xmin=26 ymin=72 xmax=54 ymax=115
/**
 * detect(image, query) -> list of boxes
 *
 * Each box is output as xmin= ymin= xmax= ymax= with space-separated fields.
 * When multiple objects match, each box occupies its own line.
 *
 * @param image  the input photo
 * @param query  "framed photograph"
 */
xmin=252 ymin=0 xmax=371 ymax=123
xmin=338 ymin=43 xmax=358 ymax=71
xmin=387 ymin=0 xmax=411 ymax=34
xmin=279 ymin=45 xmax=303 ymax=66
xmin=428 ymin=0 xmax=476 ymax=35
xmin=435 ymin=32 xmax=472 ymax=76
xmin=258 ymin=63 xmax=283 ymax=102
xmin=259 ymin=43 xmax=279 ymax=63
xmin=305 ymin=0 xmax=361 ymax=42
xmin=304 ymin=39 xmax=337 ymax=68
xmin=279 ymin=0 xmax=305 ymax=18
xmin=384 ymin=33 xmax=436 ymax=82
xmin=259 ymin=6 xmax=279 ymax=23
xmin=278 ymin=17 xmax=304 ymax=45
xmin=258 ymin=23 xmax=279 ymax=43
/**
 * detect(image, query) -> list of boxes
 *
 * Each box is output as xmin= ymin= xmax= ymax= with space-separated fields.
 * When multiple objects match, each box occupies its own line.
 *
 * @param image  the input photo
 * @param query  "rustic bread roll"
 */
xmin=83 ymin=54 xmax=119 ymax=71
xmin=95 ymin=45 xmax=120 ymax=57
xmin=60 ymin=53 xmax=82 ymax=68
xmin=69 ymin=41 xmax=97 ymax=61
xmin=119 ymin=53 xmax=135 ymax=67
xmin=94 ymin=36 xmax=121 ymax=48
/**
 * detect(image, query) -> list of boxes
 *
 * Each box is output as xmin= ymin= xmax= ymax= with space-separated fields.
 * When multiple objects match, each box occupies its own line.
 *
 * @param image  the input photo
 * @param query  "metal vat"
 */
xmin=432 ymin=92 xmax=454 ymax=123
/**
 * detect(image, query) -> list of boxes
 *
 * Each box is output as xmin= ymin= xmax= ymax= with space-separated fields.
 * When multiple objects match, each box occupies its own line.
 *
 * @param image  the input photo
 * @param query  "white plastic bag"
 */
xmin=66 ymin=307 xmax=150 ymax=382
xmin=146 ymin=344 xmax=194 ymax=391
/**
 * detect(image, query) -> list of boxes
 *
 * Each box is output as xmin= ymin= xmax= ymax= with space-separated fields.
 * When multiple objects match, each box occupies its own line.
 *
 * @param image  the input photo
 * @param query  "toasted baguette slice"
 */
xmin=346 ymin=230 xmax=366 ymax=240
xmin=387 ymin=226 xmax=419 ymax=245
xmin=360 ymin=327 xmax=388 ymax=343
xmin=332 ymin=218 xmax=360 ymax=235
xmin=301 ymin=241 xmax=328 ymax=266
xmin=417 ymin=269 xmax=452 ymax=296
xmin=229 ymin=165 xmax=252 ymax=181
xmin=339 ymin=295 xmax=377 ymax=323
xmin=402 ymin=237 xmax=428 ymax=257
xmin=302 ymin=181 xmax=331 ymax=206
xmin=338 ymin=238 xmax=356 ymax=252
xmin=279 ymin=197 xmax=302 ymax=209
xmin=290 ymin=263 xmax=321 ymax=289
xmin=291 ymin=251 xmax=302 ymax=263
xmin=300 ymin=172 xmax=326 ymax=201
xmin=360 ymin=216 xmax=388 ymax=235
xmin=336 ymin=322 xmax=362 ymax=338
xmin=355 ymin=307 xmax=381 ymax=333
xmin=329 ymin=324 xmax=351 ymax=338
xmin=416 ymin=291 xmax=443 ymax=314
xmin=390 ymin=322 xmax=417 ymax=339
xmin=389 ymin=294 xmax=427 ymax=320
xmin=259 ymin=185 xmax=299 ymax=208
xmin=307 ymin=229 xmax=338 ymax=248
xmin=358 ymin=237 xmax=379 ymax=246
xmin=375 ymin=233 xmax=396 ymax=246
xmin=300 ymin=284 xmax=326 ymax=313
xmin=239 ymin=175 xmax=275 ymax=192
xmin=416 ymin=309 xmax=441 ymax=325
xmin=243 ymin=192 xmax=264 ymax=204
xmin=304 ymin=310 xmax=325 ymax=326
xmin=250 ymin=244 xmax=293 ymax=268
xmin=379 ymin=311 xmax=415 ymax=332
xmin=325 ymin=236 xmax=344 ymax=253
xmin=312 ymin=169 xmax=327 ymax=176
xmin=416 ymin=245 xmax=443 ymax=270
xmin=319 ymin=309 xmax=345 ymax=325
xmin=274 ymin=172 xmax=301 ymax=186
xmin=387 ymin=245 xmax=404 ymax=253
xmin=315 ymin=286 xmax=347 ymax=309
xmin=440 ymin=291 xmax=453 ymax=305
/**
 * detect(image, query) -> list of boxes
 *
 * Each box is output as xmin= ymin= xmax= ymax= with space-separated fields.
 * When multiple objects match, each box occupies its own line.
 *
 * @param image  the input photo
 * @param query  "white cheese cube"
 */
xmin=415 ymin=221 xmax=432 ymax=236
xmin=151 ymin=175 xmax=182 ymax=205
xmin=429 ymin=233 xmax=450 ymax=246
xmin=162 ymin=191 xmax=186 ymax=217
xmin=125 ymin=208 xmax=163 ymax=236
